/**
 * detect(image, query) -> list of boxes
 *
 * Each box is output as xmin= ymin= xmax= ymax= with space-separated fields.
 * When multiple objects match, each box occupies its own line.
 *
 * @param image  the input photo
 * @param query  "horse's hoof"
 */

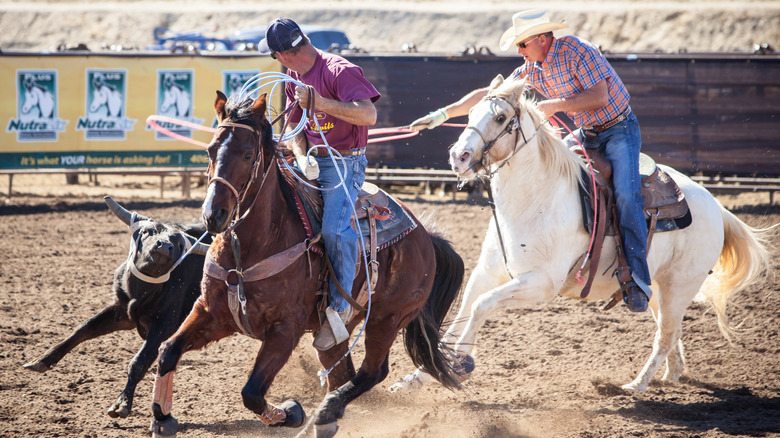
xmin=315 ymin=422 xmax=338 ymax=438
xmin=150 ymin=415 xmax=178 ymax=438
xmin=270 ymin=399 xmax=306 ymax=428
xmin=22 ymin=360 xmax=50 ymax=373
xmin=620 ymin=382 xmax=645 ymax=394
xmin=455 ymin=354 xmax=475 ymax=377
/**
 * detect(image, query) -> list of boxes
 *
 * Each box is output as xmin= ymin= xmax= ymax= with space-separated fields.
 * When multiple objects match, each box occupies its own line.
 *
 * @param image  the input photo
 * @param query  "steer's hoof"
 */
xmin=315 ymin=422 xmax=338 ymax=438
xmin=150 ymin=415 xmax=178 ymax=438
xmin=23 ymin=360 xmax=50 ymax=373
xmin=107 ymin=404 xmax=130 ymax=419
xmin=270 ymin=399 xmax=306 ymax=428
xmin=107 ymin=395 xmax=131 ymax=418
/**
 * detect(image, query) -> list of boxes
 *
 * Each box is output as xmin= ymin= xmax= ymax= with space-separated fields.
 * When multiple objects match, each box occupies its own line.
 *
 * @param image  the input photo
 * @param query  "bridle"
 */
xmin=204 ymin=118 xmax=324 ymax=339
xmin=207 ymin=121 xmax=272 ymax=234
xmin=457 ymin=95 xmax=542 ymax=180
xmin=456 ymin=94 xmax=544 ymax=279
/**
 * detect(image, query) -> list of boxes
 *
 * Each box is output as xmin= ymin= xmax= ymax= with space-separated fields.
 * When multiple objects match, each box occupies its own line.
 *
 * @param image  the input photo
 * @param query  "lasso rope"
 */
xmin=147 ymin=72 xmax=385 ymax=383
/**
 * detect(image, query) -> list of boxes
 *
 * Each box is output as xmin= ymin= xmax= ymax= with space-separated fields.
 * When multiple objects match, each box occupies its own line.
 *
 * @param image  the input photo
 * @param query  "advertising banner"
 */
xmin=1 ymin=54 xmax=279 ymax=170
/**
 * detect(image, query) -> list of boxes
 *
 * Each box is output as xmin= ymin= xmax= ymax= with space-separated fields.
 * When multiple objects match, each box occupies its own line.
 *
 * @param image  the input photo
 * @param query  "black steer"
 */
xmin=23 ymin=196 xmax=210 ymax=419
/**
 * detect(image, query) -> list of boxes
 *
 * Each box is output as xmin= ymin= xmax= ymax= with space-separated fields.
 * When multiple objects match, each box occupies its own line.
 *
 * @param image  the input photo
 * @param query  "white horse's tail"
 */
xmin=701 ymin=207 xmax=776 ymax=342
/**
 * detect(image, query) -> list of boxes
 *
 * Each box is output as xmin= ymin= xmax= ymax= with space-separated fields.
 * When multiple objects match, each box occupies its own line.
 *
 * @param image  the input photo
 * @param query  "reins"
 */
xmin=457 ymin=95 xmax=544 ymax=279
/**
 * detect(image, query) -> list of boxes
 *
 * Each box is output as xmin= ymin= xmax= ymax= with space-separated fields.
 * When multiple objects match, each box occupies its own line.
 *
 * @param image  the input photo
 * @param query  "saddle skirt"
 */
xmin=574 ymin=149 xmax=692 ymax=236
xmin=287 ymin=177 xmax=417 ymax=254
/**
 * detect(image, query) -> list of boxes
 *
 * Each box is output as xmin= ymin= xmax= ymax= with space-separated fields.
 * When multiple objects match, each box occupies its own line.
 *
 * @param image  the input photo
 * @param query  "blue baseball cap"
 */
xmin=265 ymin=17 xmax=306 ymax=53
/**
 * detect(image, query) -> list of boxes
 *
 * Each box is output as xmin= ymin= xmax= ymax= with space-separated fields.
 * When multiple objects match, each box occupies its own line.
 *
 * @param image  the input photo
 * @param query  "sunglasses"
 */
xmin=270 ymin=51 xmax=277 ymax=60
xmin=516 ymin=35 xmax=541 ymax=49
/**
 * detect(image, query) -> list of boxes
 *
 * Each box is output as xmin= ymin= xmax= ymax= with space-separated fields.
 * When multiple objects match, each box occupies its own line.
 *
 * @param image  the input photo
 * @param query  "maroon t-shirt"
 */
xmin=285 ymin=51 xmax=380 ymax=151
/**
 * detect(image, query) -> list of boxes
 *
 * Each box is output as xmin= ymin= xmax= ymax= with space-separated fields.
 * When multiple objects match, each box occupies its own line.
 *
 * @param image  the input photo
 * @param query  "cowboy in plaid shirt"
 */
xmin=411 ymin=10 xmax=651 ymax=312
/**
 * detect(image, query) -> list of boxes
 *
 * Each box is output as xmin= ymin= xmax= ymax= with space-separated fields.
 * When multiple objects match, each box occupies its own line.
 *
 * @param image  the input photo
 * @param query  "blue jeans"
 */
xmin=314 ymin=153 xmax=367 ymax=313
xmin=564 ymin=112 xmax=652 ymax=293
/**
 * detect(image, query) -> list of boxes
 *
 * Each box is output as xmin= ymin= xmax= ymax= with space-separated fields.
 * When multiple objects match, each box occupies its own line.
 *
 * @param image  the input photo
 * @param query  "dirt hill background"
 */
xmin=1 ymin=0 xmax=779 ymax=54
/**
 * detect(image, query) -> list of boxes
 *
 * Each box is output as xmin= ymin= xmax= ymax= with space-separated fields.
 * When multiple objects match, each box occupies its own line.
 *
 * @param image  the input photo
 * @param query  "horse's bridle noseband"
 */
xmin=207 ymin=121 xmax=270 ymax=233
xmin=457 ymin=95 xmax=540 ymax=178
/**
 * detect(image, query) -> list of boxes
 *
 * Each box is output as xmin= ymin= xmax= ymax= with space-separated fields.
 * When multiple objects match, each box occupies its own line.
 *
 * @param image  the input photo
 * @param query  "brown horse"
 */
xmin=150 ymin=92 xmax=465 ymax=437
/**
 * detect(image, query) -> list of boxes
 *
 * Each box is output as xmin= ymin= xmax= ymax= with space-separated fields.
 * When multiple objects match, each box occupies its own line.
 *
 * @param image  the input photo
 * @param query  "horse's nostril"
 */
xmin=459 ymin=151 xmax=471 ymax=163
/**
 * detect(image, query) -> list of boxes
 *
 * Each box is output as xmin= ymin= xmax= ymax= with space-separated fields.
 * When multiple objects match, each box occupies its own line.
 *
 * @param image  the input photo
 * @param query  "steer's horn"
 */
xmin=190 ymin=242 xmax=211 ymax=255
xmin=104 ymin=196 xmax=149 ymax=225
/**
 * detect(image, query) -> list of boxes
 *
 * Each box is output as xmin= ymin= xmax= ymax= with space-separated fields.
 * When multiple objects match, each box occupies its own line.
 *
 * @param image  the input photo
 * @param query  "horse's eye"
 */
xmin=244 ymin=151 xmax=253 ymax=160
xmin=496 ymin=114 xmax=507 ymax=124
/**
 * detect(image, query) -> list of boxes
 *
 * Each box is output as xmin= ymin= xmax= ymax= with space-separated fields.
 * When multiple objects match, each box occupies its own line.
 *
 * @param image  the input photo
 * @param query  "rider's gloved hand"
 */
xmin=409 ymin=108 xmax=449 ymax=131
xmin=296 ymin=154 xmax=319 ymax=180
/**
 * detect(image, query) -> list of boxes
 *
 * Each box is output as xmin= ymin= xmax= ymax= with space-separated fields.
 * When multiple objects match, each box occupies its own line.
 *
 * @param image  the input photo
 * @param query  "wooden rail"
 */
xmin=1 ymin=168 xmax=207 ymax=199
xmin=3 ymin=168 xmax=778 ymax=204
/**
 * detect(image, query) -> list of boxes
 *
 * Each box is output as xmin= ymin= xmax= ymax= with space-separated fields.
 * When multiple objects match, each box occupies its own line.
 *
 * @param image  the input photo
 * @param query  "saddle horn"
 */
xmin=104 ymin=196 xmax=149 ymax=225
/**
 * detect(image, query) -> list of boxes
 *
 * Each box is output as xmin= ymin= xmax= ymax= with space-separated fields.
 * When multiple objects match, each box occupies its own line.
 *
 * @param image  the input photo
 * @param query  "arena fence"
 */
xmin=2 ymin=50 xmax=778 ymax=201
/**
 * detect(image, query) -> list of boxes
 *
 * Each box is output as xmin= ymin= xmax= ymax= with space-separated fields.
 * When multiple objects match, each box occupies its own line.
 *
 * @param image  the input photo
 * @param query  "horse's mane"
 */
xmin=491 ymin=78 xmax=585 ymax=187
xmin=224 ymin=96 xmax=276 ymax=153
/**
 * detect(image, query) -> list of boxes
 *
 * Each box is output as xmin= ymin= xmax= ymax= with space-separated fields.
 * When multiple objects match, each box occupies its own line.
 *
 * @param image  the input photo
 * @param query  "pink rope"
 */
xmin=549 ymin=115 xmax=599 ymax=285
xmin=146 ymin=115 xmax=215 ymax=148
xmin=146 ymin=116 xmax=421 ymax=147
xmin=367 ymin=127 xmax=419 ymax=144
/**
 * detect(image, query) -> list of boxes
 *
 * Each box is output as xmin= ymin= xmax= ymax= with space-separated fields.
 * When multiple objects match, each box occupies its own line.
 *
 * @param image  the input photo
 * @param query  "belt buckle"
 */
xmin=583 ymin=127 xmax=598 ymax=138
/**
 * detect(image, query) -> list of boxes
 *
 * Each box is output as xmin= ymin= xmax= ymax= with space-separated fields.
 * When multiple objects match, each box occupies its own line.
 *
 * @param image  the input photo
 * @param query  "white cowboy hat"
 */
xmin=499 ymin=9 xmax=568 ymax=51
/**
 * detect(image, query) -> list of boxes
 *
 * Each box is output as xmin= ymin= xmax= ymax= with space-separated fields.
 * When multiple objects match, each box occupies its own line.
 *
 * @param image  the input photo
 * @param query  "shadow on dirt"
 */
xmin=611 ymin=379 xmax=780 ymax=435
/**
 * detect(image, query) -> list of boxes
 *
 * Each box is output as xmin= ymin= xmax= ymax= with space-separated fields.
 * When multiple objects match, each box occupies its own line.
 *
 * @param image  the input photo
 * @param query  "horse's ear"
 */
xmin=214 ymin=90 xmax=228 ymax=122
xmin=251 ymin=93 xmax=267 ymax=116
xmin=489 ymin=74 xmax=505 ymax=92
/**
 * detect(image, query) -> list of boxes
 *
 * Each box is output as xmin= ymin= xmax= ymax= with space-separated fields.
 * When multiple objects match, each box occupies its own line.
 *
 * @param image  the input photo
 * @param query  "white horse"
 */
xmin=391 ymin=75 xmax=774 ymax=394
xmin=160 ymin=84 xmax=190 ymax=118
xmin=21 ymin=85 xmax=54 ymax=119
xmin=90 ymin=83 xmax=123 ymax=117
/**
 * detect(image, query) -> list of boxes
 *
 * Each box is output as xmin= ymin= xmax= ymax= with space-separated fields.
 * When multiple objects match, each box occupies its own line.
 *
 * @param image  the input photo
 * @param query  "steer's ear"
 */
xmin=215 ymin=90 xmax=228 ymax=122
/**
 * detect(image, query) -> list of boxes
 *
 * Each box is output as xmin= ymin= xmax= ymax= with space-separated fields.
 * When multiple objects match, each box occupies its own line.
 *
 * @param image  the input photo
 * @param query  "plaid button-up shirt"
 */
xmin=512 ymin=35 xmax=630 ymax=127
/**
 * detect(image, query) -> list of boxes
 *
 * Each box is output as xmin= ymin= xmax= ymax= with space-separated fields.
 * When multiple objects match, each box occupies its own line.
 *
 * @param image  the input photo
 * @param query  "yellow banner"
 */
xmin=0 ymin=53 xmax=282 ymax=169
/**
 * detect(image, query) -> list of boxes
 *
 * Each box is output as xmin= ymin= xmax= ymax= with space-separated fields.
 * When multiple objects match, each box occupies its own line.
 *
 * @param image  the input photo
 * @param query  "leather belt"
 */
xmin=585 ymin=106 xmax=632 ymax=133
xmin=313 ymin=148 xmax=365 ymax=157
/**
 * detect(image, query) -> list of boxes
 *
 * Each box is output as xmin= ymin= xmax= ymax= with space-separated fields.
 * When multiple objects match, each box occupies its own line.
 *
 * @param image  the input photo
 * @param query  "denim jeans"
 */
xmin=314 ymin=153 xmax=367 ymax=313
xmin=564 ymin=112 xmax=652 ymax=292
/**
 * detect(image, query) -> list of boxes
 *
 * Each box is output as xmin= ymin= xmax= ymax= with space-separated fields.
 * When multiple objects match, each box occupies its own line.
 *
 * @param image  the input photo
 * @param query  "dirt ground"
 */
xmin=0 ymin=174 xmax=778 ymax=438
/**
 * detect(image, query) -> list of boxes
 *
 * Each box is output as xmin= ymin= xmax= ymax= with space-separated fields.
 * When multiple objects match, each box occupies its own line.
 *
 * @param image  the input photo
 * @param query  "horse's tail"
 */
xmin=403 ymin=233 xmax=464 ymax=390
xmin=701 ymin=207 xmax=776 ymax=341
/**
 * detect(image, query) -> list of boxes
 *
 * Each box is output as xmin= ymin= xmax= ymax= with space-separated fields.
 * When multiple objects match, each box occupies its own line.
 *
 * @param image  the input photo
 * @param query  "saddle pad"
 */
xmin=286 ymin=174 xmax=416 ymax=254
xmin=356 ymin=193 xmax=417 ymax=253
